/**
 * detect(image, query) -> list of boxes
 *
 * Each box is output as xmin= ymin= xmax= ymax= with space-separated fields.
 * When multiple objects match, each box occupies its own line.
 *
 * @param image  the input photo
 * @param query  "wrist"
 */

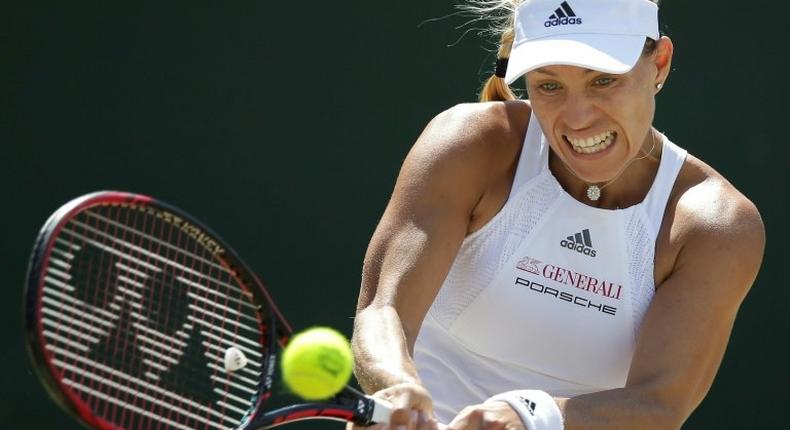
xmin=357 ymin=363 xmax=422 ymax=394
xmin=485 ymin=390 xmax=564 ymax=430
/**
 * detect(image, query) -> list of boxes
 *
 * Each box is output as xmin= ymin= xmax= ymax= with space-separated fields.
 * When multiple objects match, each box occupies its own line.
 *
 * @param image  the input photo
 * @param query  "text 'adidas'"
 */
xmin=544 ymin=1 xmax=582 ymax=27
xmin=559 ymin=228 xmax=597 ymax=257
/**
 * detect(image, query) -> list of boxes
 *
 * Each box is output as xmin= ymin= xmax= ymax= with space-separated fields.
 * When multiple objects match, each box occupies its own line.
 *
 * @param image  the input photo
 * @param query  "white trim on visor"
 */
xmin=504 ymin=0 xmax=659 ymax=84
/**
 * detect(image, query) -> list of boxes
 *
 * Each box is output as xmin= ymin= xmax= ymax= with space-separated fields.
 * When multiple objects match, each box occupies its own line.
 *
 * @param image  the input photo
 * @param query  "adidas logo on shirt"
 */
xmin=560 ymin=228 xmax=597 ymax=257
xmin=544 ymin=1 xmax=582 ymax=27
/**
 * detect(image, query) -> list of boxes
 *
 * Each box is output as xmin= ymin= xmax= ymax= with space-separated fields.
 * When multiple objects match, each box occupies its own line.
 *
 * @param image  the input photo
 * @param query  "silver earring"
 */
xmin=655 ymin=82 xmax=663 ymax=90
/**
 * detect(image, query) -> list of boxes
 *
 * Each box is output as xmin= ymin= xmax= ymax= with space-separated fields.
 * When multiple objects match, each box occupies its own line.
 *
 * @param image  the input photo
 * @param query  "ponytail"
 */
xmin=479 ymin=72 xmax=517 ymax=102
xmin=479 ymin=27 xmax=518 ymax=102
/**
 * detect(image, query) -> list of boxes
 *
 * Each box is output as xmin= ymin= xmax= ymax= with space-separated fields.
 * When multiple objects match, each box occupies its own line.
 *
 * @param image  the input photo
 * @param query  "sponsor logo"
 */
xmin=516 ymin=277 xmax=618 ymax=316
xmin=123 ymin=204 xmax=226 ymax=255
xmin=356 ymin=399 xmax=368 ymax=416
xmin=560 ymin=228 xmax=597 ymax=257
xmin=518 ymin=396 xmax=537 ymax=416
xmin=264 ymin=355 xmax=277 ymax=390
xmin=544 ymin=1 xmax=582 ymax=27
xmin=515 ymin=255 xmax=623 ymax=300
xmin=543 ymin=263 xmax=622 ymax=300
xmin=516 ymin=257 xmax=542 ymax=275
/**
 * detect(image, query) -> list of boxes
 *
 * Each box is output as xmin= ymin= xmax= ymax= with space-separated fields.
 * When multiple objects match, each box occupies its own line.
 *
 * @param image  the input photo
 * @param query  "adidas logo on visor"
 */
xmin=544 ymin=1 xmax=582 ymax=27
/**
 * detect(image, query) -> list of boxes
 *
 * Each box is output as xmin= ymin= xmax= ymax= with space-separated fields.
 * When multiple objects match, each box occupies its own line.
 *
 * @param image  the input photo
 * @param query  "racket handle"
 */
xmin=368 ymin=395 xmax=392 ymax=424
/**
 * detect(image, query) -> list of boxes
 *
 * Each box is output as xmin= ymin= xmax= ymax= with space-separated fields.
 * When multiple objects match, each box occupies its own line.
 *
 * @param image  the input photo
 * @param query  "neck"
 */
xmin=549 ymin=130 xmax=663 ymax=209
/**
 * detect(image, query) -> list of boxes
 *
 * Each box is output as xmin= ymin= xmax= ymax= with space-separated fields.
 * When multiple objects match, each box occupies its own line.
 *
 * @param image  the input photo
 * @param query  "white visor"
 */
xmin=504 ymin=0 xmax=659 ymax=85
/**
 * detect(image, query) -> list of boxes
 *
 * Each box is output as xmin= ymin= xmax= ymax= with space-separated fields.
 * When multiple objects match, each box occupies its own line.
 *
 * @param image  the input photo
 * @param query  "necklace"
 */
xmin=565 ymin=130 xmax=659 ymax=201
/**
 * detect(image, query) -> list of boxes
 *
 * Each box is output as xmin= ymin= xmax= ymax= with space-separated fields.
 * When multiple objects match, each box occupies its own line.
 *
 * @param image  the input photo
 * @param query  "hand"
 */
xmin=445 ymin=402 xmax=524 ymax=430
xmin=346 ymin=382 xmax=440 ymax=430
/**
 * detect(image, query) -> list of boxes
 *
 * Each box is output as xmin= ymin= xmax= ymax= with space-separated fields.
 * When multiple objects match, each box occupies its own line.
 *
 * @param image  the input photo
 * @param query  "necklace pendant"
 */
xmin=587 ymin=185 xmax=601 ymax=201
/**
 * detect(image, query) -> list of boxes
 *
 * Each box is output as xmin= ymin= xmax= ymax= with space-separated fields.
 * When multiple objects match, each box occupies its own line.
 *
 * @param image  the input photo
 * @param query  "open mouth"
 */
xmin=564 ymin=131 xmax=617 ymax=154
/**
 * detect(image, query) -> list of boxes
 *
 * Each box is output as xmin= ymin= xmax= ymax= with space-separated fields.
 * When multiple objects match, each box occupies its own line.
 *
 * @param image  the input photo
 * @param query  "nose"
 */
xmin=561 ymin=92 xmax=597 ymax=131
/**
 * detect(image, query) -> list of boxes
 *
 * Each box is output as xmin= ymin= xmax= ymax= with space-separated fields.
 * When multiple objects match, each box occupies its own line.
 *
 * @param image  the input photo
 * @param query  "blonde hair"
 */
xmin=479 ymin=25 xmax=518 ymax=102
xmin=457 ymin=0 xmax=524 ymax=102
xmin=464 ymin=0 xmax=661 ymax=102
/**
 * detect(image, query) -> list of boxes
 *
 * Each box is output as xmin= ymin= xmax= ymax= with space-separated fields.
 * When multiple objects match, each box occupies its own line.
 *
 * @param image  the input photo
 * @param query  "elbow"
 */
xmin=632 ymin=387 xmax=697 ymax=430
xmin=648 ymin=402 xmax=689 ymax=430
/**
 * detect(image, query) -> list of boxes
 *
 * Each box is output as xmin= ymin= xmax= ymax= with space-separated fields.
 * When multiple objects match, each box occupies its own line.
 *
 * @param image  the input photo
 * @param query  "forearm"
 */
xmin=352 ymin=305 xmax=423 ymax=394
xmin=556 ymin=387 xmax=685 ymax=430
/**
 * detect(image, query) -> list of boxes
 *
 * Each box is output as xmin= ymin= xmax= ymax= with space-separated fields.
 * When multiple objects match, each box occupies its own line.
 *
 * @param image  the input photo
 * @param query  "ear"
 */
xmin=654 ymin=36 xmax=674 ymax=88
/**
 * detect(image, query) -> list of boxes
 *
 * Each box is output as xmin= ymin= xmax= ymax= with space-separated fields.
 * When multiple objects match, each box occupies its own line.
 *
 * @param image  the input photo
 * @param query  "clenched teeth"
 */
xmin=566 ymin=131 xmax=616 ymax=154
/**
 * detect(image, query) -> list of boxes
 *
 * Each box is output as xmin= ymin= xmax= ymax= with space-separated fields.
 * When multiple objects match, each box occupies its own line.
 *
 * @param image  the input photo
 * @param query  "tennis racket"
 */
xmin=24 ymin=191 xmax=391 ymax=430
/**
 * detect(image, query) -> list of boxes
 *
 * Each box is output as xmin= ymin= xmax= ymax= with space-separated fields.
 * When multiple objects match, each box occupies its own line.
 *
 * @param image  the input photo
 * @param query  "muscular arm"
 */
xmin=555 ymin=180 xmax=766 ymax=430
xmin=352 ymin=102 xmax=527 ymax=395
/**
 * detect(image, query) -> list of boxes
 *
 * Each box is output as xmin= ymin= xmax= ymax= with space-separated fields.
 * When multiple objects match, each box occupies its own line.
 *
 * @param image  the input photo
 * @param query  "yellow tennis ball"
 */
xmin=281 ymin=327 xmax=353 ymax=400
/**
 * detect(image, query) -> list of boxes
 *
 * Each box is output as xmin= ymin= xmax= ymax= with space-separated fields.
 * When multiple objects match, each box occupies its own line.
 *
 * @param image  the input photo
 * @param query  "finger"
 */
xmin=409 ymin=409 xmax=419 ymax=430
xmin=389 ymin=387 xmax=433 ymax=413
xmin=446 ymin=407 xmax=483 ymax=430
xmin=389 ymin=410 xmax=419 ymax=430
xmin=416 ymin=411 xmax=442 ymax=430
xmin=388 ymin=405 xmax=413 ymax=429
xmin=375 ymin=384 xmax=434 ymax=428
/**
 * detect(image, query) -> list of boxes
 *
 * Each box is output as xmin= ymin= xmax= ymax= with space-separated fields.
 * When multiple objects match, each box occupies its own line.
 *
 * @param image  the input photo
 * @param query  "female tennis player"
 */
xmin=350 ymin=0 xmax=764 ymax=429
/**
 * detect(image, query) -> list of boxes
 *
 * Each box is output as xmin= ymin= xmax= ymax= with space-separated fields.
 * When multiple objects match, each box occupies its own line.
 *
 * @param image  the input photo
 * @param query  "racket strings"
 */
xmin=39 ymin=204 xmax=268 ymax=430
xmin=55 ymin=204 xmax=210 ymax=429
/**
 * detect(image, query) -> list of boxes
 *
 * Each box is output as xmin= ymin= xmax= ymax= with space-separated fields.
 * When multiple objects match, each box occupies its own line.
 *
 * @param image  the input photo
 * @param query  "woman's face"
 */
xmin=525 ymin=37 xmax=672 ymax=184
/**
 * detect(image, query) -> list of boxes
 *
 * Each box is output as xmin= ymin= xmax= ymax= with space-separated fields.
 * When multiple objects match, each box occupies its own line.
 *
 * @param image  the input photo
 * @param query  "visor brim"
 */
xmin=504 ymin=34 xmax=647 ymax=85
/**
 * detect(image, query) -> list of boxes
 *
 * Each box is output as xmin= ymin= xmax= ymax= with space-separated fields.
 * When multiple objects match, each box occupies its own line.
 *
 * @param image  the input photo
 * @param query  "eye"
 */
xmin=593 ymin=77 xmax=616 ymax=87
xmin=537 ymin=82 xmax=562 ymax=92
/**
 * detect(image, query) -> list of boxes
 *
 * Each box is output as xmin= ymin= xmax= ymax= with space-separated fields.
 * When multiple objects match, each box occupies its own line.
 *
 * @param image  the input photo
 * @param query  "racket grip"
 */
xmin=368 ymin=396 xmax=392 ymax=424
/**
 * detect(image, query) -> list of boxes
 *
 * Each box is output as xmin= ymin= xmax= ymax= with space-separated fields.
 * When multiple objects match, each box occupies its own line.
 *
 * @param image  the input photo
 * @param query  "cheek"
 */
xmin=524 ymin=98 xmax=547 ymax=122
xmin=617 ymin=95 xmax=656 ymax=154
xmin=526 ymin=93 xmax=549 ymax=110
xmin=610 ymin=87 xmax=655 ymax=126
xmin=624 ymin=79 xmax=656 ymax=111
xmin=526 ymin=97 xmax=563 ymax=128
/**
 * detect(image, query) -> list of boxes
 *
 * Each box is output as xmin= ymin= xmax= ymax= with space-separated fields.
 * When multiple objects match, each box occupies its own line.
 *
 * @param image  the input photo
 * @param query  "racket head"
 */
xmin=24 ymin=191 xmax=291 ymax=430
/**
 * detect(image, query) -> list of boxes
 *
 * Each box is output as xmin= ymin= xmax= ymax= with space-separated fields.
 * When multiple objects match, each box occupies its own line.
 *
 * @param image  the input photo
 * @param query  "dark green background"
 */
xmin=2 ymin=1 xmax=787 ymax=428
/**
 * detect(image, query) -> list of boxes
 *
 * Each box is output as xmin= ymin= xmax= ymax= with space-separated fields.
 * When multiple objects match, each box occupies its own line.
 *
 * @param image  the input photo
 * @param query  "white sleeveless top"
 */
xmin=413 ymin=113 xmax=687 ymax=423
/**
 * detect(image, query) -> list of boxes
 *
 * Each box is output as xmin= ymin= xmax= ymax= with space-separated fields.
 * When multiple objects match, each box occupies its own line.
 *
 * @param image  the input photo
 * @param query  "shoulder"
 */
xmin=404 ymin=100 xmax=531 ymax=185
xmin=673 ymin=154 xmax=765 ymax=248
xmin=416 ymin=100 xmax=531 ymax=160
xmin=661 ymin=153 xmax=765 ymax=295
xmin=428 ymin=100 xmax=532 ymax=134
xmin=388 ymin=100 xmax=533 ymax=229
xmin=402 ymin=101 xmax=531 ymax=187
